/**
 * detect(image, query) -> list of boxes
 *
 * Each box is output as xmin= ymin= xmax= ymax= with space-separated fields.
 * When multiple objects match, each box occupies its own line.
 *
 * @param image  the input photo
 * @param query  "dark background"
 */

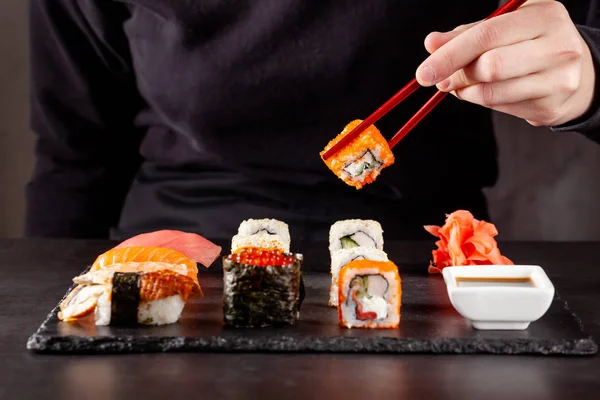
xmin=2 ymin=0 xmax=599 ymax=240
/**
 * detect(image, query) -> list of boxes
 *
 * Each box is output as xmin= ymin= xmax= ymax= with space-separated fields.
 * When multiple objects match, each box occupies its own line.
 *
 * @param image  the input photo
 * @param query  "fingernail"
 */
xmin=417 ymin=65 xmax=436 ymax=84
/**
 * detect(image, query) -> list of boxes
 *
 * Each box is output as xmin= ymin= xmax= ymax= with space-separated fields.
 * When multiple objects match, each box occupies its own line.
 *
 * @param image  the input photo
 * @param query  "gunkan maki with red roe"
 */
xmin=223 ymin=248 xmax=305 ymax=328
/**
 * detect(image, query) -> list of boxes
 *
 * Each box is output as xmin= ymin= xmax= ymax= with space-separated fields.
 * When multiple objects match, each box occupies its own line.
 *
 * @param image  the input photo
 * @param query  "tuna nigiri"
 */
xmin=113 ymin=230 xmax=221 ymax=268
xmin=424 ymin=210 xmax=513 ymax=274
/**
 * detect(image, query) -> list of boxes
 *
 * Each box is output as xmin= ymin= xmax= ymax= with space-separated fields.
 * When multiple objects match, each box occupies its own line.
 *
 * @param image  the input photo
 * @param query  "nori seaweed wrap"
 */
xmin=223 ymin=249 xmax=304 ymax=328
xmin=110 ymin=272 xmax=142 ymax=326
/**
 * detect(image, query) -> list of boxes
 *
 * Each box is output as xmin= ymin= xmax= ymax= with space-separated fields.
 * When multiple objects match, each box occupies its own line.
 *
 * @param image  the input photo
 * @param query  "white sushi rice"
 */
xmin=328 ymin=219 xmax=384 ymax=255
xmin=329 ymin=247 xmax=388 ymax=307
xmin=231 ymin=232 xmax=290 ymax=253
xmin=237 ymin=219 xmax=290 ymax=244
xmin=94 ymin=288 xmax=112 ymax=326
xmin=138 ymin=295 xmax=186 ymax=325
xmin=93 ymin=290 xmax=185 ymax=326
xmin=338 ymin=266 xmax=401 ymax=329
xmin=340 ymin=146 xmax=386 ymax=183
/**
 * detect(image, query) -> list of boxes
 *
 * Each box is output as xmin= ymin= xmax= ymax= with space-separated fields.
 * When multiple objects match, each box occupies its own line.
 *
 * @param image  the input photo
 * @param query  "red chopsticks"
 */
xmin=322 ymin=0 xmax=529 ymax=160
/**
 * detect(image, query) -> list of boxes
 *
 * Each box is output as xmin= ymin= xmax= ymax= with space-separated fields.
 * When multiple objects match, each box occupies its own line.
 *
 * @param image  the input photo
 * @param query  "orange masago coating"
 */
xmin=424 ymin=210 xmax=514 ymax=274
xmin=320 ymin=120 xmax=394 ymax=189
xmin=338 ymin=259 xmax=402 ymax=329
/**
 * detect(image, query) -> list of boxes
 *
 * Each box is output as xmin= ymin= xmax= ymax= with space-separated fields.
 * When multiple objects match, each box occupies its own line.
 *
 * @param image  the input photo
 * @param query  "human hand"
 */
xmin=415 ymin=0 xmax=596 ymax=127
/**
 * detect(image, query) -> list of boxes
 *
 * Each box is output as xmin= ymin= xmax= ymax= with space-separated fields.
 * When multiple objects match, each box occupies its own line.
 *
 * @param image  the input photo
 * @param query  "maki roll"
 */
xmin=329 ymin=219 xmax=384 ymax=256
xmin=231 ymin=233 xmax=290 ymax=254
xmin=329 ymin=247 xmax=389 ymax=307
xmin=237 ymin=218 xmax=291 ymax=243
xmin=58 ymin=268 xmax=197 ymax=326
xmin=231 ymin=218 xmax=291 ymax=253
xmin=338 ymin=259 xmax=402 ymax=329
xmin=320 ymin=120 xmax=395 ymax=189
xmin=223 ymin=248 xmax=304 ymax=328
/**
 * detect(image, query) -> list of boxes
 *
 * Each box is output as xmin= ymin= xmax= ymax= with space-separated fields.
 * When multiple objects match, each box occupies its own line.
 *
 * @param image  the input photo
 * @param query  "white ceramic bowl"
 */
xmin=442 ymin=265 xmax=555 ymax=330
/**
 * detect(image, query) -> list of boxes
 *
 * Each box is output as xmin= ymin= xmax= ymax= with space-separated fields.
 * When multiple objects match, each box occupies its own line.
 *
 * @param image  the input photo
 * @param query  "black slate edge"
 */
xmin=26 ymin=281 xmax=76 ymax=352
xmin=26 ymin=333 xmax=598 ymax=356
xmin=556 ymin=292 xmax=591 ymax=335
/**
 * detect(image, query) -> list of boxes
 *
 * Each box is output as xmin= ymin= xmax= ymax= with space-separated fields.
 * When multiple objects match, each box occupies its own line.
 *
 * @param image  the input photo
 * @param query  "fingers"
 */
xmin=425 ymin=31 xmax=461 ymax=54
xmin=416 ymin=4 xmax=549 ymax=86
xmin=437 ymin=36 xmax=582 ymax=91
xmin=452 ymin=61 xmax=582 ymax=125
xmin=492 ymin=100 xmax=560 ymax=126
xmin=424 ymin=21 xmax=481 ymax=54
xmin=452 ymin=73 xmax=553 ymax=107
xmin=417 ymin=0 xmax=592 ymax=128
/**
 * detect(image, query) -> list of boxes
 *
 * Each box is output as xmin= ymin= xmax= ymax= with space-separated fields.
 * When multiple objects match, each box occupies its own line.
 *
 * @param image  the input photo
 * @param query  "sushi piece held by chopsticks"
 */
xmin=320 ymin=120 xmax=394 ymax=189
xmin=321 ymin=0 xmax=530 ymax=188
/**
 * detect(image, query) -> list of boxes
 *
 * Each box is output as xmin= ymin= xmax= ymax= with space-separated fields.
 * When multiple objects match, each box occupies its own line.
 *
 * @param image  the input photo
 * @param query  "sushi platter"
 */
xmin=27 ymin=217 xmax=597 ymax=356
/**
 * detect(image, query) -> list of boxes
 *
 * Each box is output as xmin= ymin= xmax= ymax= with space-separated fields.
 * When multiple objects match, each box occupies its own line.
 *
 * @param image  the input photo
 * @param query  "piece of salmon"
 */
xmin=113 ymin=230 xmax=222 ymax=268
xmin=424 ymin=210 xmax=513 ymax=273
xmin=91 ymin=247 xmax=202 ymax=294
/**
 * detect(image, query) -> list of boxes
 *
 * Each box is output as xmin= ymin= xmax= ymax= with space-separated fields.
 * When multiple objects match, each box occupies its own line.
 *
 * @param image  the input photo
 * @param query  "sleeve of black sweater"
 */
xmin=550 ymin=0 xmax=600 ymax=142
xmin=550 ymin=24 xmax=600 ymax=143
xmin=25 ymin=1 xmax=143 ymax=238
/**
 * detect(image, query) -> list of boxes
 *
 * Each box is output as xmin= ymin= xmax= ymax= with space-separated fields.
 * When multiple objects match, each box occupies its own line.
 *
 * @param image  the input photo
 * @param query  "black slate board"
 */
xmin=27 ymin=263 xmax=597 ymax=355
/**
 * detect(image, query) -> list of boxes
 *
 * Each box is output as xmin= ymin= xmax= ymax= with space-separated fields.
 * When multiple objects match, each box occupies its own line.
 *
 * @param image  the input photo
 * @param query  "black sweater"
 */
xmin=25 ymin=0 xmax=600 ymax=241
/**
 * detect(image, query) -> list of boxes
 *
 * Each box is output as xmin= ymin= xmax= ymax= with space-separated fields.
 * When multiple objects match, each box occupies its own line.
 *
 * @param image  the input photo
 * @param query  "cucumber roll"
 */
xmin=328 ymin=219 xmax=384 ymax=257
xmin=223 ymin=248 xmax=304 ymax=328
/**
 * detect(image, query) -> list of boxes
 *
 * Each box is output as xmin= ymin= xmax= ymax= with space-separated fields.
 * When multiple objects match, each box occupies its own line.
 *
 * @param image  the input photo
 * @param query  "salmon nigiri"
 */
xmin=113 ymin=230 xmax=222 ymax=268
xmin=91 ymin=247 xmax=202 ymax=294
xmin=424 ymin=210 xmax=513 ymax=274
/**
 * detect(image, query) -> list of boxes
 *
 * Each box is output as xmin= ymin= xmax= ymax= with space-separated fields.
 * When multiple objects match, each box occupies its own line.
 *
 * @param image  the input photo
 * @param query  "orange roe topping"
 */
xmin=226 ymin=247 xmax=295 ymax=267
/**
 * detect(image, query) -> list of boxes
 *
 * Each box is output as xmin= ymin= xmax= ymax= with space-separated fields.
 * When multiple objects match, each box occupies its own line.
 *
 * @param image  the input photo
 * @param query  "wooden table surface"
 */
xmin=1 ymin=239 xmax=599 ymax=399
